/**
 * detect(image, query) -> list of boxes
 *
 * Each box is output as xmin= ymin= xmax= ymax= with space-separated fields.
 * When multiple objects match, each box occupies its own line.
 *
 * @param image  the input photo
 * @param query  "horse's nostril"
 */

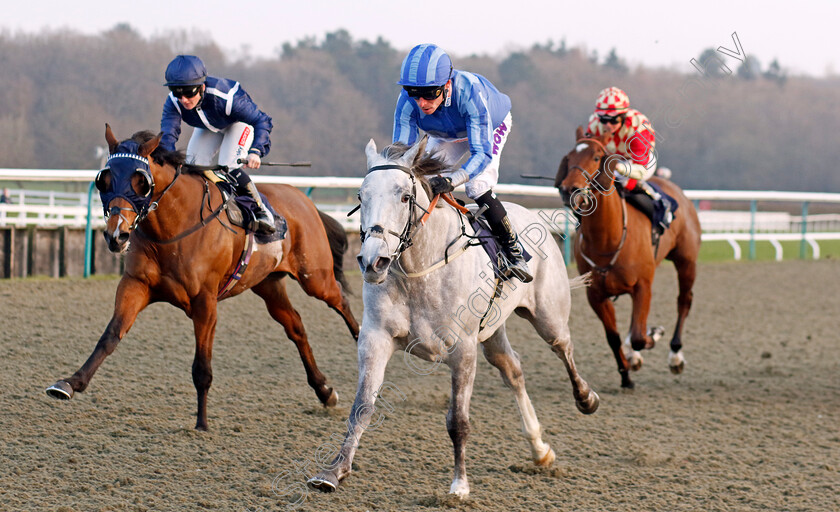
xmin=117 ymin=232 xmax=130 ymax=243
xmin=373 ymin=257 xmax=391 ymax=272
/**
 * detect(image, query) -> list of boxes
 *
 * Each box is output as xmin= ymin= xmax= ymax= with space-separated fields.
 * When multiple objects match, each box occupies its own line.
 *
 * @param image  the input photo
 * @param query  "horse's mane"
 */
xmin=382 ymin=143 xmax=449 ymax=177
xmin=128 ymin=130 xmax=186 ymax=168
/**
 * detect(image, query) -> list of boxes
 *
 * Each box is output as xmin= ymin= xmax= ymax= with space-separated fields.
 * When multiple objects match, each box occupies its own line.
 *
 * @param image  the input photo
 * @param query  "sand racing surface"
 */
xmin=1 ymin=260 xmax=838 ymax=511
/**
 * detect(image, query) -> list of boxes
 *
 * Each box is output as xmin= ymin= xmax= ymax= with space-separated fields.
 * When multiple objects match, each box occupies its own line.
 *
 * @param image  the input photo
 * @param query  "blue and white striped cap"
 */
xmin=397 ymin=44 xmax=453 ymax=87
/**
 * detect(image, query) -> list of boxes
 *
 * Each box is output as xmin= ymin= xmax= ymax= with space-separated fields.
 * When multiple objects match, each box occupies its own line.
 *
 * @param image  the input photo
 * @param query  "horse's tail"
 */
xmin=317 ymin=209 xmax=352 ymax=295
xmin=569 ymin=271 xmax=593 ymax=290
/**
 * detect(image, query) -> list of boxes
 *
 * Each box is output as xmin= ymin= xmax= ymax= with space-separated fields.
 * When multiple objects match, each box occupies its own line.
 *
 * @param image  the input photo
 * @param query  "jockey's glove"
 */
xmin=429 ymin=176 xmax=455 ymax=195
xmin=614 ymin=160 xmax=650 ymax=180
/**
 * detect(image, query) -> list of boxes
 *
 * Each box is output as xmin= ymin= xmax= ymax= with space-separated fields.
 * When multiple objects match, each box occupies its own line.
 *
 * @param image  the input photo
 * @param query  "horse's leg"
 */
xmin=298 ymin=274 xmax=360 ymax=341
xmin=46 ymin=277 xmax=150 ymax=400
xmin=309 ymin=329 xmax=394 ymax=491
xmin=447 ymin=343 xmax=477 ymax=498
xmin=252 ymin=276 xmax=337 ymax=406
xmin=481 ymin=326 xmax=554 ymax=467
xmin=190 ymin=292 xmax=218 ymax=431
xmin=628 ymin=279 xmax=656 ymax=352
xmin=621 ymin=332 xmax=644 ymax=371
xmin=587 ymin=289 xmax=634 ymax=389
xmin=669 ymin=256 xmax=696 ymax=374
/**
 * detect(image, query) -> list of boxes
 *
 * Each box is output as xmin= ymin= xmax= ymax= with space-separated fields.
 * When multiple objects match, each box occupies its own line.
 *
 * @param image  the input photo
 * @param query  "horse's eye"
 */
xmin=594 ymin=157 xmax=601 ymax=162
xmin=401 ymin=194 xmax=411 ymax=203
xmin=95 ymin=169 xmax=111 ymax=192
xmin=134 ymin=171 xmax=152 ymax=197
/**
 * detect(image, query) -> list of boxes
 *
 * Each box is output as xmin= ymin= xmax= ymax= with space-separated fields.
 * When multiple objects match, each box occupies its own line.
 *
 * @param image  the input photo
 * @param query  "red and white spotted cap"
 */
xmin=594 ymin=87 xmax=630 ymax=115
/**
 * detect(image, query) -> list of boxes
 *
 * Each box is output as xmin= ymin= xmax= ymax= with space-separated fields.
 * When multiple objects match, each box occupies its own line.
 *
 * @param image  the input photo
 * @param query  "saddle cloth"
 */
xmin=622 ymin=181 xmax=678 ymax=233
xmin=204 ymin=171 xmax=287 ymax=243
xmin=467 ymin=207 xmax=532 ymax=280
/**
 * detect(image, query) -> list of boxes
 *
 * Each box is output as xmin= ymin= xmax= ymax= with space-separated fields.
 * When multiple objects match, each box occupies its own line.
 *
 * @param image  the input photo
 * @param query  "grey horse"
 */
xmin=309 ymin=138 xmax=599 ymax=498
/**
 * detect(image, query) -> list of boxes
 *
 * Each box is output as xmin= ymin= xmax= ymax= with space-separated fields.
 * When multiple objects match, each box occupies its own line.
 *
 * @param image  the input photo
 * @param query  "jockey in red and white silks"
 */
xmin=584 ymin=87 xmax=657 ymax=189
xmin=584 ymin=87 xmax=672 ymax=230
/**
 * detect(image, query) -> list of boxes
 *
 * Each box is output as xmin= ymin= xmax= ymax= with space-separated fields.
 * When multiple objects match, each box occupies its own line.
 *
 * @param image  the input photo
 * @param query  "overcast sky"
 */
xmin=2 ymin=0 xmax=834 ymax=77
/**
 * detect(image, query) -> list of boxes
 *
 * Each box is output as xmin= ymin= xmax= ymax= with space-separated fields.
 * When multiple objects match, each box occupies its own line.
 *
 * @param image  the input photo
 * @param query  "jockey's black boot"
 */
xmin=636 ymin=180 xmax=672 ymax=233
xmin=475 ymin=190 xmax=533 ymax=283
xmin=244 ymin=181 xmax=276 ymax=234
xmin=230 ymin=167 xmax=275 ymax=234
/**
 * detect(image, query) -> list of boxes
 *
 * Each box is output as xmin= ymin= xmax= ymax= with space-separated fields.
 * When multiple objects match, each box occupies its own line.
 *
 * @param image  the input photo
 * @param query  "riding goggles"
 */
xmin=169 ymin=85 xmax=202 ymax=98
xmin=404 ymin=85 xmax=445 ymax=100
xmin=598 ymin=114 xmax=622 ymax=125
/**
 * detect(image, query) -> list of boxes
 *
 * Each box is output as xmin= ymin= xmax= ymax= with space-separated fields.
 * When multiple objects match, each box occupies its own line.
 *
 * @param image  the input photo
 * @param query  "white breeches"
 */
xmin=186 ymin=122 xmax=255 ymax=168
xmin=428 ymin=112 xmax=512 ymax=200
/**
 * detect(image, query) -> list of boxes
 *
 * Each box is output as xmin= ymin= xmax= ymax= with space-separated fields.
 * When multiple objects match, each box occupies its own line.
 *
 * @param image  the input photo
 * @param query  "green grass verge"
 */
xmin=698 ymin=239 xmax=840 ymax=262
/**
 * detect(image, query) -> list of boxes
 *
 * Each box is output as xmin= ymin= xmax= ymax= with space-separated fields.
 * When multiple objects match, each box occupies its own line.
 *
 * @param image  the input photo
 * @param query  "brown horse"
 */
xmin=46 ymin=125 xmax=360 ymax=430
xmin=555 ymin=127 xmax=701 ymax=389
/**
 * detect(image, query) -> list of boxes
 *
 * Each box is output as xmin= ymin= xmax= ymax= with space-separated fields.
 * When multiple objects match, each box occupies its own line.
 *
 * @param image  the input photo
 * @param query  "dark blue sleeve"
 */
xmin=160 ymin=95 xmax=182 ymax=152
xmin=230 ymin=87 xmax=273 ymax=157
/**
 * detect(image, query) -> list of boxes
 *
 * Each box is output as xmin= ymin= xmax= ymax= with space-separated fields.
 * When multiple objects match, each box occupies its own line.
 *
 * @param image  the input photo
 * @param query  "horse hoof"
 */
xmin=449 ymin=478 xmax=470 ymax=498
xmin=308 ymin=472 xmax=339 ymax=492
xmin=649 ymin=326 xmax=665 ymax=343
xmin=45 ymin=381 xmax=74 ymax=400
xmin=323 ymin=389 xmax=338 ymax=408
xmin=535 ymin=447 xmax=556 ymax=467
xmin=576 ymin=390 xmax=600 ymax=414
xmin=668 ymin=351 xmax=685 ymax=374
xmin=628 ymin=352 xmax=644 ymax=372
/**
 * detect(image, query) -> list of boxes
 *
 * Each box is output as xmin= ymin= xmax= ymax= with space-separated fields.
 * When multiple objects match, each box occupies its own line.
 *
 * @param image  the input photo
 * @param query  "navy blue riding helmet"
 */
xmin=164 ymin=55 xmax=207 ymax=87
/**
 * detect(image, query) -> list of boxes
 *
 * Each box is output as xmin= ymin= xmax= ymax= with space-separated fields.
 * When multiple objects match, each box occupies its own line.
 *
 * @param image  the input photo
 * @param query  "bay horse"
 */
xmin=555 ymin=127 xmax=701 ymax=389
xmin=45 ymin=125 xmax=360 ymax=430
xmin=308 ymin=138 xmax=599 ymax=498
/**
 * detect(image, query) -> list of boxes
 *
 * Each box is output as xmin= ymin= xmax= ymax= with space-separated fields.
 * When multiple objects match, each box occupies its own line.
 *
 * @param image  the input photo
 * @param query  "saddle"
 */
xmin=201 ymin=170 xmax=287 ymax=243
xmin=620 ymin=182 xmax=678 ymax=239
xmin=464 ymin=203 xmax=532 ymax=280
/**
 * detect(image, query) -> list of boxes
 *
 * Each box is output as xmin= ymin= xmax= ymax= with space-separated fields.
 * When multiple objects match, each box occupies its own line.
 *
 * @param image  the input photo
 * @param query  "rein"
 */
xmin=361 ymin=164 xmax=472 ymax=278
xmin=136 ymin=168 xmax=229 ymax=244
xmin=573 ymin=137 xmax=629 ymax=275
xmin=360 ymin=164 xmax=431 ymax=258
xmin=577 ymin=185 xmax=629 ymax=275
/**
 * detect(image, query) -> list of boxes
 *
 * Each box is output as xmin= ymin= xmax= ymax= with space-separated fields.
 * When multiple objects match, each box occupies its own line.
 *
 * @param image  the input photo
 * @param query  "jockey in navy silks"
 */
xmin=160 ymin=55 xmax=276 ymax=234
xmin=393 ymin=44 xmax=532 ymax=283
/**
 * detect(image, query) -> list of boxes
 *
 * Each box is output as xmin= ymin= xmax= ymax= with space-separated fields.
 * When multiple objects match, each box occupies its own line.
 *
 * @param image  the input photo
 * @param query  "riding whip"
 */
xmin=237 ymin=158 xmax=312 ymax=167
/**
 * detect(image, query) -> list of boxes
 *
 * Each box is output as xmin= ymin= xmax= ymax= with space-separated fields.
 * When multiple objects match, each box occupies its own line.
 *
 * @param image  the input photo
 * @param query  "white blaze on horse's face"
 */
xmin=357 ymin=139 xmax=422 ymax=284
xmin=104 ymin=198 xmax=136 ymax=254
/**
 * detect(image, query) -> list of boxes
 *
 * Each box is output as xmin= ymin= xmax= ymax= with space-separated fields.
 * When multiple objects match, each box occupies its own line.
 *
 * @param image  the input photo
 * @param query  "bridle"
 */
xmin=358 ymin=164 xmax=433 ymax=260
xmin=566 ymin=137 xmax=610 ymax=205
xmin=355 ymin=163 xmax=473 ymax=277
xmin=569 ymin=137 xmax=628 ymax=274
xmin=97 ymin=152 xmax=182 ymax=231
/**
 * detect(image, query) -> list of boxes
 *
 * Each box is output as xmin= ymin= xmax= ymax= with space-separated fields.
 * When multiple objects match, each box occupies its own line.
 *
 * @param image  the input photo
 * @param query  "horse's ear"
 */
xmin=365 ymin=138 xmax=378 ymax=167
xmin=575 ymin=126 xmax=585 ymax=141
xmin=554 ymin=155 xmax=569 ymax=189
xmin=105 ymin=123 xmax=119 ymax=154
xmin=399 ymin=136 xmax=426 ymax=168
xmin=412 ymin=135 xmax=428 ymax=166
xmin=139 ymin=132 xmax=162 ymax=159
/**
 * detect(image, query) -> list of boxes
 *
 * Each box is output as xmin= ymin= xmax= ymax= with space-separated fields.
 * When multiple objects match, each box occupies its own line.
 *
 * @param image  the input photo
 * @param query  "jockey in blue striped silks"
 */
xmin=160 ymin=55 xmax=275 ymax=234
xmin=393 ymin=44 xmax=532 ymax=282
